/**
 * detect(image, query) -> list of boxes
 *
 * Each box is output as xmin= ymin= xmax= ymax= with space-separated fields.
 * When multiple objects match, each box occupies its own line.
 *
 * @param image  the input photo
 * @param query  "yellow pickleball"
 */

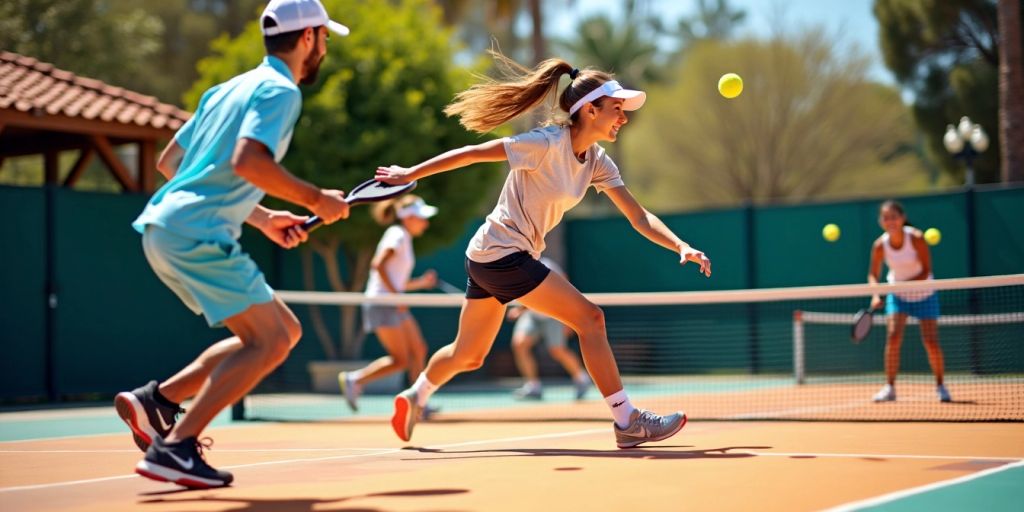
xmin=924 ymin=228 xmax=941 ymax=246
xmin=718 ymin=73 xmax=743 ymax=99
xmin=822 ymin=223 xmax=840 ymax=242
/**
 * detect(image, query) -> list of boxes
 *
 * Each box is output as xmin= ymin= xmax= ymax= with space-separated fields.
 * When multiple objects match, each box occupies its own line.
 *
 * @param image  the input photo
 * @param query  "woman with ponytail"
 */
xmin=338 ymin=194 xmax=440 ymax=415
xmin=377 ymin=53 xmax=711 ymax=448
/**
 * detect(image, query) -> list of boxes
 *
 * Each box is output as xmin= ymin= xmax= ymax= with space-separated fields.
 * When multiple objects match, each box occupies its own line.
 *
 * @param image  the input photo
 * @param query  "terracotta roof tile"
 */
xmin=0 ymin=51 xmax=190 ymax=131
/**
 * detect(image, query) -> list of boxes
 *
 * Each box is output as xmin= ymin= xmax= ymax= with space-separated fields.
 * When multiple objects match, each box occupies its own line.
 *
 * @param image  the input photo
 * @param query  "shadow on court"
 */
xmin=400 ymin=445 xmax=773 ymax=461
xmin=137 ymin=488 xmax=469 ymax=511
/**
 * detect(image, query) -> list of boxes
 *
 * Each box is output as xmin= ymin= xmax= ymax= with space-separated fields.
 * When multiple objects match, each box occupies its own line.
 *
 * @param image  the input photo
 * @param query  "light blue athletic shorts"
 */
xmin=142 ymin=225 xmax=274 ymax=327
xmin=886 ymin=293 xmax=940 ymax=320
xmin=513 ymin=311 xmax=566 ymax=348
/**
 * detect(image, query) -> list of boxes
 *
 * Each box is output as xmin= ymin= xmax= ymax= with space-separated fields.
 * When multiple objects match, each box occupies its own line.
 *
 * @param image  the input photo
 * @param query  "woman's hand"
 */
xmin=680 ymin=247 xmax=711 ymax=277
xmin=375 ymin=165 xmax=416 ymax=185
xmin=419 ymin=269 xmax=438 ymax=289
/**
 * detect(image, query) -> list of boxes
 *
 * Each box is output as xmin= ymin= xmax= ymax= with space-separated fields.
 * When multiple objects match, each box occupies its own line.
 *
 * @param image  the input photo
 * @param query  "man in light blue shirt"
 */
xmin=115 ymin=0 xmax=351 ymax=488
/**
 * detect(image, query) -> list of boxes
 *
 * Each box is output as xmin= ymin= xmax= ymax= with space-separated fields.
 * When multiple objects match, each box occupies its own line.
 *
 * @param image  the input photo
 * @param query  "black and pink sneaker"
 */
xmin=135 ymin=436 xmax=233 ymax=489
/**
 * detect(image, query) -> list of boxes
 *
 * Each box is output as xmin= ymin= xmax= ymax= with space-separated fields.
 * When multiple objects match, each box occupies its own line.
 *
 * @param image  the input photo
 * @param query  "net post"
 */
xmin=793 ymin=310 xmax=805 ymax=385
xmin=231 ymin=399 xmax=246 ymax=421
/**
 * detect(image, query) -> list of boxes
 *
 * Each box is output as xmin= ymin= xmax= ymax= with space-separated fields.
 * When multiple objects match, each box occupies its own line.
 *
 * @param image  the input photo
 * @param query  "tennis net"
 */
xmin=236 ymin=274 xmax=1024 ymax=422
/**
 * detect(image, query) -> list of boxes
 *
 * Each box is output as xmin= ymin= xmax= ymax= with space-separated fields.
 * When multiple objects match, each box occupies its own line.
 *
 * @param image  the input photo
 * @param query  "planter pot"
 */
xmin=306 ymin=360 xmax=403 ymax=394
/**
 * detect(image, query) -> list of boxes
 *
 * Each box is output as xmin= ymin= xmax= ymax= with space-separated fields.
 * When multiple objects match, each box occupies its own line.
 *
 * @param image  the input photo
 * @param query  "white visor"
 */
xmin=568 ymin=80 xmax=646 ymax=116
xmin=396 ymin=198 xmax=438 ymax=220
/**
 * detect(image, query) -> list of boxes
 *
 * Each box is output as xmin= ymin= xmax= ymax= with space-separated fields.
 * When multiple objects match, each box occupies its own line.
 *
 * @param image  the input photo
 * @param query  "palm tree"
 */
xmin=558 ymin=14 xmax=661 ymax=88
xmin=997 ymin=0 xmax=1023 ymax=182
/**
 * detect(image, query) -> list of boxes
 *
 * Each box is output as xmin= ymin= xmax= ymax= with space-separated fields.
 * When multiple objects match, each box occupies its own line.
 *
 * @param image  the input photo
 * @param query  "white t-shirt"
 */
xmin=466 ymin=125 xmax=625 ymax=262
xmin=365 ymin=225 xmax=415 ymax=297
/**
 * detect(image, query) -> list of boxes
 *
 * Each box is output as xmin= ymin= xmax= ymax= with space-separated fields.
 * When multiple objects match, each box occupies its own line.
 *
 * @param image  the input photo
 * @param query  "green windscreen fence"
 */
xmin=1 ymin=184 xmax=1022 ymax=401
xmin=0 ymin=186 xmax=47 ymax=398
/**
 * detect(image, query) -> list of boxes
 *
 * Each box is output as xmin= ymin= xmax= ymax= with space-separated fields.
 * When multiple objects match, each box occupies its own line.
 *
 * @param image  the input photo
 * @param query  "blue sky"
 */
xmin=548 ymin=0 xmax=895 ymax=84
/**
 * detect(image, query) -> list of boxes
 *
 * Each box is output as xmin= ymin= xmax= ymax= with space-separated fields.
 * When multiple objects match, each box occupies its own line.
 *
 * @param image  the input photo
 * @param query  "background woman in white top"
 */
xmin=338 ymin=195 xmax=439 ymax=412
xmin=868 ymin=200 xmax=950 ymax=403
xmin=376 ymin=52 xmax=712 ymax=448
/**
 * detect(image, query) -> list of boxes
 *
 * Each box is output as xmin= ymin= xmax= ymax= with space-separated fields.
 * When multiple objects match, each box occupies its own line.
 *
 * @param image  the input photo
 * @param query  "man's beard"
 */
xmin=300 ymin=48 xmax=324 ymax=85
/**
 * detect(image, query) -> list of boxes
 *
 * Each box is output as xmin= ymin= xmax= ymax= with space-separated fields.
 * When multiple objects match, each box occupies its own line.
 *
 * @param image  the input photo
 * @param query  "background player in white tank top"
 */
xmin=868 ymin=200 xmax=950 ymax=403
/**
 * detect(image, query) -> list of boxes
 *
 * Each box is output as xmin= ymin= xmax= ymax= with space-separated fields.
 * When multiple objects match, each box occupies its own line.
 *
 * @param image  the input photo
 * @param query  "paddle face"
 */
xmin=302 ymin=179 xmax=417 ymax=232
xmin=850 ymin=308 xmax=875 ymax=343
xmin=346 ymin=179 xmax=418 ymax=205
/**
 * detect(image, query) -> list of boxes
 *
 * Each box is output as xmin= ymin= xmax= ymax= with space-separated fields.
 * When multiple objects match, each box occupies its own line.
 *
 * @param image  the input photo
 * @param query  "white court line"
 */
xmin=1 ymin=426 xmax=1019 ymax=495
xmin=0 ymin=428 xmax=607 ymax=493
xmin=822 ymin=459 xmax=1024 ymax=512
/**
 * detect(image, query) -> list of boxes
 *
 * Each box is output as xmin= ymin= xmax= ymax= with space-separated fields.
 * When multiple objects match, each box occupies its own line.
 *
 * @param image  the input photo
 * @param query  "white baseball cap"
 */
xmin=261 ymin=0 xmax=350 ymax=37
xmin=568 ymin=80 xmax=646 ymax=116
xmin=397 ymin=198 xmax=438 ymax=220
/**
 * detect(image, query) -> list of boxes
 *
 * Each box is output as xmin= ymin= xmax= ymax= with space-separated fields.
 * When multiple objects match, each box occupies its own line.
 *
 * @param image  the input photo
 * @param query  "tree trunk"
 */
xmin=528 ymin=0 xmax=546 ymax=63
xmin=339 ymin=248 xmax=374 ymax=359
xmin=998 ymin=0 xmax=1024 ymax=182
xmin=301 ymin=245 xmax=337 ymax=360
xmin=310 ymin=239 xmax=376 ymax=360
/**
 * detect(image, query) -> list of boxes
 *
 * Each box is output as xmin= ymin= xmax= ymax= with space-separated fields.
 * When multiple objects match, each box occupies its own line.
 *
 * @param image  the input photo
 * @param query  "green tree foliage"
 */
xmin=558 ymin=14 xmax=661 ymax=88
xmin=621 ymin=32 xmax=933 ymax=211
xmin=187 ymin=0 xmax=503 ymax=357
xmin=0 ymin=0 xmax=266 ymax=104
xmin=874 ymin=0 xmax=1001 ymax=184
xmin=141 ymin=0 xmax=266 ymax=103
xmin=654 ymin=0 xmax=747 ymax=62
xmin=0 ymin=0 xmax=163 ymax=96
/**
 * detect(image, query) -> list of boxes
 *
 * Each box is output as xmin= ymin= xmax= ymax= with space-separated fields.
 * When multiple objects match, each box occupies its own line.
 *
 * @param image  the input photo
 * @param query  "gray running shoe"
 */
xmin=574 ymin=375 xmax=592 ymax=401
xmin=338 ymin=371 xmax=360 ymax=412
xmin=421 ymin=403 xmax=440 ymax=421
xmin=513 ymin=384 xmax=543 ymax=400
xmin=614 ymin=409 xmax=687 ymax=449
xmin=391 ymin=388 xmax=422 ymax=442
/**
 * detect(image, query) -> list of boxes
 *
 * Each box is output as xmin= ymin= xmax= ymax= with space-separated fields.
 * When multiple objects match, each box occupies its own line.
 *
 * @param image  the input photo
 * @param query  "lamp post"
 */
xmin=943 ymin=116 xmax=989 ymax=187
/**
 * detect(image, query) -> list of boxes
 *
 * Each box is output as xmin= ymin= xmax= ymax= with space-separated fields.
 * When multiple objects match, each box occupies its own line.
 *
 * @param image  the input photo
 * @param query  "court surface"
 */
xmin=2 ymin=401 xmax=1022 ymax=512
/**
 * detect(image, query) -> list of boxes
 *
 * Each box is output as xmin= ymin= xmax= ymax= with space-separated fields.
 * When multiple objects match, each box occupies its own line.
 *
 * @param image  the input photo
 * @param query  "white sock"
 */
xmin=525 ymin=379 xmax=541 ymax=390
xmin=412 ymin=373 xmax=439 ymax=407
xmin=604 ymin=390 xmax=636 ymax=428
xmin=348 ymin=369 xmax=365 ymax=383
xmin=574 ymin=373 xmax=590 ymax=384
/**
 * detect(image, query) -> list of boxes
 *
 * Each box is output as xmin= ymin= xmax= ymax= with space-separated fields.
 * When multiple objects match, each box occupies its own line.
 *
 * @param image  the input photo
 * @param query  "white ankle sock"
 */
xmin=604 ymin=390 xmax=636 ymax=428
xmin=412 ymin=373 xmax=438 ymax=407
xmin=348 ymin=369 xmax=364 ymax=383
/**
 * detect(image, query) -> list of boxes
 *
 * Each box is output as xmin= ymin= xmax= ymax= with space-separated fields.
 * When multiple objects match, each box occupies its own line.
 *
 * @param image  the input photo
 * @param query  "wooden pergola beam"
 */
xmin=0 ymin=133 xmax=91 ymax=158
xmin=44 ymin=151 xmax=59 ymax=185
xmin=139 ymin=140 xmax=156 ymax=193
xmin=90 ymin=134 xmax=139 ymax=192
xmin=1 ymin=109 xmax=177 ymax=141
xmin=62 ymin=147 xmax=95 ymax=188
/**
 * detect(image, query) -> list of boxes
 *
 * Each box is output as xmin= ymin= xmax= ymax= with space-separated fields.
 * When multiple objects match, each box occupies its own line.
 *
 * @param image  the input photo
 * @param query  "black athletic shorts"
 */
xmin=464 ymin=251 xmax=551 ymax=304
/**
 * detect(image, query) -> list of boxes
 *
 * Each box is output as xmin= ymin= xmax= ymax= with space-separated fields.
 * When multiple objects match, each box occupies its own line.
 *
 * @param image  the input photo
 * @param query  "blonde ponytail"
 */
xmin=444 ymin=50 xmax=618 ymax=133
